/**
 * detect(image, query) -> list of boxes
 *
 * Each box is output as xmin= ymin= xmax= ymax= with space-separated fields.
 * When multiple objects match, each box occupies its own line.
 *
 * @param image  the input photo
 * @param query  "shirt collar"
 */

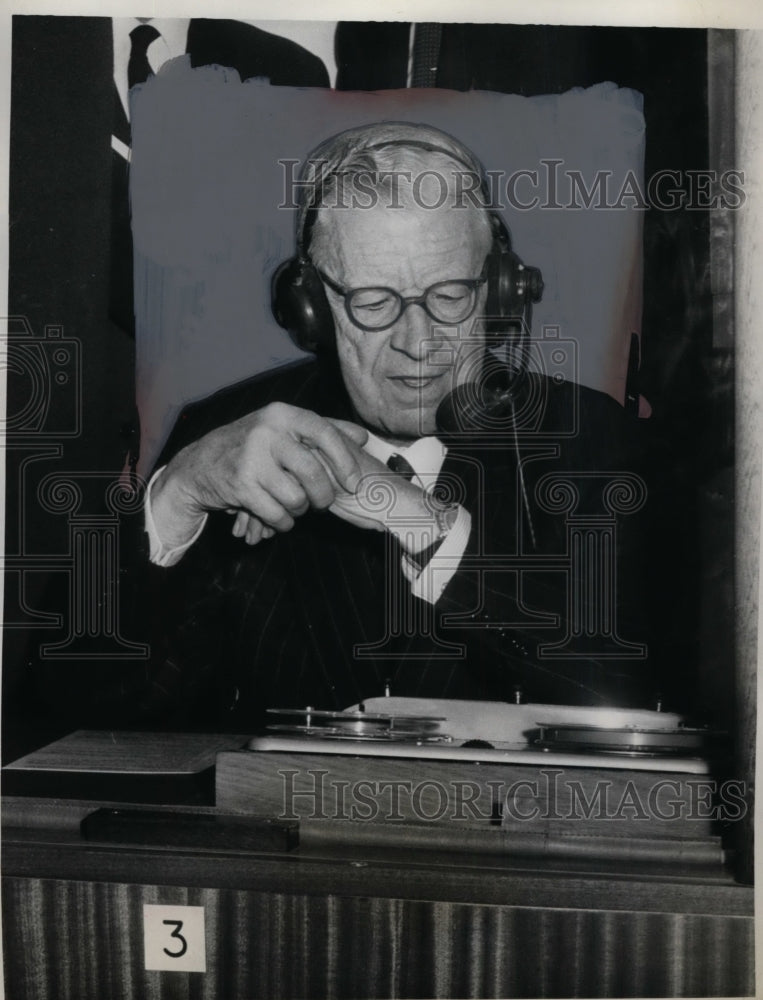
xmin=363 ymin=432 xmax=447 ymax=484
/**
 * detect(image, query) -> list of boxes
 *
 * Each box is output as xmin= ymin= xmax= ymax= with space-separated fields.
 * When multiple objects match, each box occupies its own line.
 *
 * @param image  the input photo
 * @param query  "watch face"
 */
xmin=432 ymin=502 xmax=459 ymax=537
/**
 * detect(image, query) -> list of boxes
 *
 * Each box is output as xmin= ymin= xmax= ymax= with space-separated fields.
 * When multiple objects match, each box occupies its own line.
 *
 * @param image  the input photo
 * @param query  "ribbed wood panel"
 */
xmin=3 ymin=877 xmax=753 ymax=999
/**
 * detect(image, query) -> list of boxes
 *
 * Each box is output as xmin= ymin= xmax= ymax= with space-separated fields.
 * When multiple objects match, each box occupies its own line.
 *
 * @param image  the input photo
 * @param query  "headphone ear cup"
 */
xmin=271 ymin=257 xmax=335 ymax=353
xmin=485 ymin=249 xmax=544 ymax=332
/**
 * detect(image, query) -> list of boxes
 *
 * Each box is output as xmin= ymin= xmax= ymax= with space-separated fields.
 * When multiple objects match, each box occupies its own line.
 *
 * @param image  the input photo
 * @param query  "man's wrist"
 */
xmin=410 ymin=502 xmax=460 ymax=567
xmin=149 ymin=461 xmax=207 ymax=550
xmin=391 ymin=499 xmax=460 ymax=562
xmin=406 ymin=504 xmax=472 ymax=603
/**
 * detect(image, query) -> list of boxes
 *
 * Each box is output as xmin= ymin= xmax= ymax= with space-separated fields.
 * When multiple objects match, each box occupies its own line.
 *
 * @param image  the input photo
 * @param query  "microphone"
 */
xmin=435 ymin=361 xmax=528 ymax=436
xmin=435 ymin=360 xmax=538 ymax=549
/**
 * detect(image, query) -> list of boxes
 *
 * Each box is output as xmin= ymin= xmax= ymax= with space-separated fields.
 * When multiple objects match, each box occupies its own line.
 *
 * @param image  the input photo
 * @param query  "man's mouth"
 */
xmin=389 ymin=374 xmax=444 ymax=390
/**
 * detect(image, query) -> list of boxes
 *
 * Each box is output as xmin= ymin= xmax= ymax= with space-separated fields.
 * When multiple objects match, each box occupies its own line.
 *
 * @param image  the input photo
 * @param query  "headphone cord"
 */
xmin=510 ymin=395 xmax=537 ymax=550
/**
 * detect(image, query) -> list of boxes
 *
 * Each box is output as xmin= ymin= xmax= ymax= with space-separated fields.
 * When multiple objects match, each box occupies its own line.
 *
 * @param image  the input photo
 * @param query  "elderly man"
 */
xmin=143 ymin=121 xmax=649 ymax=726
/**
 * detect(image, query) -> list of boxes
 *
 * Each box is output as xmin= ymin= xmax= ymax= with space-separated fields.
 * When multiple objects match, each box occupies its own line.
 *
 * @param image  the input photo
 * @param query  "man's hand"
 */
xmin=327 ymin=436 xmax=445 ymax=558
xmin=211 ymin=428 xmax=447 ymax=558
xmin=150 ymin=403 xmax=368 ymax=549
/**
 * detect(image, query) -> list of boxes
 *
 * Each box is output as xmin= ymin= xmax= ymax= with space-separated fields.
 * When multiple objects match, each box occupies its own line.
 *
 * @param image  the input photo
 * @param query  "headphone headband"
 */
xmin=272 ymin=126 xmax=543 ymax=354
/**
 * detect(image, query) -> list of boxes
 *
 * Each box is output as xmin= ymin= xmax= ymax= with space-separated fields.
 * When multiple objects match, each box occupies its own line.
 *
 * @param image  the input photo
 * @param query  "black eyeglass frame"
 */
xmin=316 ymin=263 xmax=489 ymax=332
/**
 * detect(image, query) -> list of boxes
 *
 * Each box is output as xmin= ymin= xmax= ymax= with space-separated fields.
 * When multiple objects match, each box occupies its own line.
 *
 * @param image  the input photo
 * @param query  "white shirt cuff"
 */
xmin=403 ymin=505 xmax=471 ymax=605
xmin=145 ymin=466 xmax=208 ymax=567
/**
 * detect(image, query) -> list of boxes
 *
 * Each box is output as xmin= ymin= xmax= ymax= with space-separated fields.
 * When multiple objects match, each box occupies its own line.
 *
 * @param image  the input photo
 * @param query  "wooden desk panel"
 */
xmin=2 ymin=875 xmax=754 ymax=999
xmin=2 ymin=729 xmax=755 ymax=999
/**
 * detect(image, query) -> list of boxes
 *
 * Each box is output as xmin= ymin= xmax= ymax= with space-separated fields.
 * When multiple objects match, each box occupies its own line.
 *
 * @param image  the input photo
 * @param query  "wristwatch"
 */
xmin=409 ymin=501 xmax=460 ymax=569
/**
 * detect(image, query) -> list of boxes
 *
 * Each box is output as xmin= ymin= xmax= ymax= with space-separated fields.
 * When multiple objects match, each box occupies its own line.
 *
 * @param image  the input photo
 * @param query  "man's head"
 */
xmin=274 ymin=123 xmax=506 ymax=439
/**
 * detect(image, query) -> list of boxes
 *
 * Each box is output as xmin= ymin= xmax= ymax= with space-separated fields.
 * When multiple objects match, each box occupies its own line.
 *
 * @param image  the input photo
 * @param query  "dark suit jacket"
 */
xmin=136 ymin=357 xmax=653 ymax=730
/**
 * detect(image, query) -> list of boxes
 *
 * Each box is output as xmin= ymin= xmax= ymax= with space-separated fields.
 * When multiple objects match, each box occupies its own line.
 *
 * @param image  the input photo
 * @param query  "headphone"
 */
xmin=271 ymin=133 xmax=544 ymax=354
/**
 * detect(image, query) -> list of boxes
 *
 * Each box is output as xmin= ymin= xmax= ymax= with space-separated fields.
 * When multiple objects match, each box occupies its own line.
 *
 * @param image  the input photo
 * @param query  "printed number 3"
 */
xmin=144 ymin=904 xmax=205 ymax=972
xmin=162 ymin=919 xmax=188 ymax=958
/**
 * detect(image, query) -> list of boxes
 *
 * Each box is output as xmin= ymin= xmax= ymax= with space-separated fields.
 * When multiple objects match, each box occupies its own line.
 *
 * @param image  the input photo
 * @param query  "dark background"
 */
xmin=4 ymin=20 xmax=734 ymax=760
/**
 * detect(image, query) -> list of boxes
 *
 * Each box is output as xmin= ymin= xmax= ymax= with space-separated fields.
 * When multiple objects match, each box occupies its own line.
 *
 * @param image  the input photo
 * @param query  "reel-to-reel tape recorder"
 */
xmin=213 ymin=691 xmax=728 ymax=857
xmin=249 ymin=694 xmax=716 ymax=773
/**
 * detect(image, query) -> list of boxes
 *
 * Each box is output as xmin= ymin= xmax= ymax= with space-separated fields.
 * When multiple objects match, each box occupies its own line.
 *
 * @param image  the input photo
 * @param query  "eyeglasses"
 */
xmin=317 ymin=265 xmax=488 ymax=332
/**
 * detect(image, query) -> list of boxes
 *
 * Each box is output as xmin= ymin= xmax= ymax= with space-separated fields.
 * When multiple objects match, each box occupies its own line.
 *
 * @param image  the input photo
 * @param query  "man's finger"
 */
xmin=261 ymin=469 xmax=310 ymax=517
xmin=326 ymin=418 xmax=369 ymax=447
xmin=232 ymin=511 xmax=249 ymax=537
xmin=245 ymin=518 xmax=265 ymax=545
xmin=290 ymin=413 xmax=364 ymax=492
xmin=280 ymin=440 xmax=337 ymax=509
xmin=245 ymin=485 xmax=295 ymax=533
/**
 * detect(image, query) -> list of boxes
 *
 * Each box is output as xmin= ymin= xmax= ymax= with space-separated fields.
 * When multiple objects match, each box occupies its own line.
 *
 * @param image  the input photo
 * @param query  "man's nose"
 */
xmin=388 ymin=302 xmax=439 ymax=359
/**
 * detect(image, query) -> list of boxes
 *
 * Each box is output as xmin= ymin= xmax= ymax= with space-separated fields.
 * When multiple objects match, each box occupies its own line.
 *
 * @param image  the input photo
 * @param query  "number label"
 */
xmin=162 ymin=919 xmax=188 ymax=958
xmin=143 ymin=904 xmax=206 ymax=972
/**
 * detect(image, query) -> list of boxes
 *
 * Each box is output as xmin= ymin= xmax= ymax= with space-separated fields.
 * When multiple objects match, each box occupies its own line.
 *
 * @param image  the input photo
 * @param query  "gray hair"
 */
xmin=296 ymin=121 xmax=495 ymax=260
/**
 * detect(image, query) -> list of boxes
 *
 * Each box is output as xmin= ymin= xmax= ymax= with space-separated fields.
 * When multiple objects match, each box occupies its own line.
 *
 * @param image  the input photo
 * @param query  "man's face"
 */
xmin=313 ymin=199 xmax=492 ymax=440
